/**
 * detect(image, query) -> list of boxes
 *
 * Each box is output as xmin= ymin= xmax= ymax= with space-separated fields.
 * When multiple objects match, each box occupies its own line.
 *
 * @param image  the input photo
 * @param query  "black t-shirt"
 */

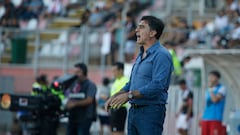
xmin=181 ymin=90 xmax=193 ymax=117
xmin=67 ymin=79 xmax=97 ymax=123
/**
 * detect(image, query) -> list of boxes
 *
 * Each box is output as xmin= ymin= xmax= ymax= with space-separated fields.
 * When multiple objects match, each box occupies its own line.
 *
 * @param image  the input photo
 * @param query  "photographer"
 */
xmin=65 ymin=63 xmax=97 ymax=135
xmin=16 ymin=74 xmax=64 ymax=135
xmin=32 ymin=74 xmax=64 ymax=101
xmin=32 ymin=74 xmax=49 ymax=96
xmin=32 ymin=74 xmax=63 ymax=135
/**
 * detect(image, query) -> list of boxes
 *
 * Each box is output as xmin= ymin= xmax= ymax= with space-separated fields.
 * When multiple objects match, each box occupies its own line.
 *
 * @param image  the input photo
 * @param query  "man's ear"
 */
xmin=150 ymin=30 xmax=157 ymax=38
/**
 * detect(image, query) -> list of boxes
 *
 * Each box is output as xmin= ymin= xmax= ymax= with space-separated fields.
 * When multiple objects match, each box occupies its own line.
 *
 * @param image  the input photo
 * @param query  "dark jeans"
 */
xmin=128 ymin=104 xmax=166 ymax=135
xmin=39 ymin=119 xmax=59 ymax=135
xmin=66 ymin=118 xmax=92 ymax=135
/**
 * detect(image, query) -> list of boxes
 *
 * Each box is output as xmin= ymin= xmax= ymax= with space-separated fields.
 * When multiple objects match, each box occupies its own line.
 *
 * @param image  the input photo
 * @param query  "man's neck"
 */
xmin=210 ymin=82 xmax=219 ymax=88
xmin=78 ymin=77 xmax=87 ymax=83
xmin=142 ymin=39 xmax=158 ymax=53
xmin=116 ymin=75 xmax=123 ymax=79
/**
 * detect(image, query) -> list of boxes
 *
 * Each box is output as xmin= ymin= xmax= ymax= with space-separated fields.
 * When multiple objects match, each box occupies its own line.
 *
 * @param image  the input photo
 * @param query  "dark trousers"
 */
xmin=128 ymin=104 xmax=166 ymax=135
xmin=39 ymin=120 xmax=58 ymax=135
xmin=66 ymin=118 xmax=92 ymax=135
xmin=110 ymin=107 xmax=127 ymax=132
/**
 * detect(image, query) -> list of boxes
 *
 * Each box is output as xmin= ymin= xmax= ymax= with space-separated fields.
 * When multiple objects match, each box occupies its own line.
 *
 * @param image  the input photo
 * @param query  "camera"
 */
xmin=0 ymin=74 xmax=77 ymax=135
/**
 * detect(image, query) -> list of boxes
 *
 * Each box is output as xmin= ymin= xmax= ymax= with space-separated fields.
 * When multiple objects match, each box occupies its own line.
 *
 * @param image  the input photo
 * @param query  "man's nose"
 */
xmin=135 ymin=28 xmax=139 ymax=33
xmin=135 ymin=26 xmax=139 ymax=31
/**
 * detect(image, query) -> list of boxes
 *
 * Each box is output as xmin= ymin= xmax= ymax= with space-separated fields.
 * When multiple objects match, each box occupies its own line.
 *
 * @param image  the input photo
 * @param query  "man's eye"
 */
xmin=137 ymin=25 xmax=144 ymax=29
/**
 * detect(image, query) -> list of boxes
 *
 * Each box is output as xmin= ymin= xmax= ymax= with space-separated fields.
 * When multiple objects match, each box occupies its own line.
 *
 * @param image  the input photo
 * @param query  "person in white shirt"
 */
xmin=228 ymin=20 xmax=240 ymax=48
xmin=176 ymin=79 xmax=193 ymax=135
xmin=96 ymin=77 xmax=111 ymax=135
xmin=214 ymin=10 xmax=229 ymax=35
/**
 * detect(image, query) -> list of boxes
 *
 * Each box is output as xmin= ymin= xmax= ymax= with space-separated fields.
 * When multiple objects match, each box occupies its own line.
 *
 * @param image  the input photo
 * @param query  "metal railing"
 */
xmin=0 ymin=26 xmax=215 ymax=77
xmin=0 ymin=26 xmax=127 ymax=75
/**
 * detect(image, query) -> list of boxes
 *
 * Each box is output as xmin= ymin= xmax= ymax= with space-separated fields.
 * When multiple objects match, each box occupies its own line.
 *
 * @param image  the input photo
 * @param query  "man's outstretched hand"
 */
xmin=104 ymin=96 xmax=113 ymax=112
xmin=105 ymin=93 xmax=128 ymax=111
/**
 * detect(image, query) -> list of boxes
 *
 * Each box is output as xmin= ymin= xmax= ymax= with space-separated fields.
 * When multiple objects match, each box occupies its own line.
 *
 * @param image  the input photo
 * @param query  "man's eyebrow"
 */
xmin=137 ymin=24 xmax=145 ymax=27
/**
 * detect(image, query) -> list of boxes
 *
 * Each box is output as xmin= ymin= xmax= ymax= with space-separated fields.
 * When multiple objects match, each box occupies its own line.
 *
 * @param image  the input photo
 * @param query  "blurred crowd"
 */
xmin=1 ymin=0 xmax=240 ymax=65
xmin=165 ymin=0 xmax=240 ymax=50
xmin=0 ymin=0 xmax=67 ymax=29
xmin=1 ymin=0 xmax=240 ymax=49
xmin=0 ymin=0 xmax=152 ymax=30
xmin=0 ymin=0 xmax=153 ymax=61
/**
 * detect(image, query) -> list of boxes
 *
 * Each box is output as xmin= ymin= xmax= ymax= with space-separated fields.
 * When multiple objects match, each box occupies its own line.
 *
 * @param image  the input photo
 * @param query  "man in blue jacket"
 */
xmin=105 ymin=15 xmax=173 ymax=135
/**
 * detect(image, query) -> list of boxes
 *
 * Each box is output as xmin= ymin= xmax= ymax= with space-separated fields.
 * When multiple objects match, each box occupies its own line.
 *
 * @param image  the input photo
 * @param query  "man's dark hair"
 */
xmin=178 ymin=79 xmax=186 ymax=85
xmin=102 ymin=77 xmax=110 ymax=86
xmin=181 ymin=56 xmax=191 ymax=67
xmin=209 ymin=70 xmax=221 ymax=79
xmin=126 ymin=11 xmax=133 ymax=18
xmin=183 ymin=56 xmax=191 ymax=61
xmin=74 ymin=63 xmax=88 ymax=76
xmin=113 ymin=62 xmax=124 ymax=71
xmin=140 ymin=16 xmax=165 ymax=39
xmin=36 ymin=74 xmax=47 ymax=84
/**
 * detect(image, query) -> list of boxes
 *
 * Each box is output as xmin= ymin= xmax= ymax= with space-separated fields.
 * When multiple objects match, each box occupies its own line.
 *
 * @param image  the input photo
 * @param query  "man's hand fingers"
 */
xmin=116 ymin=103 xmax=122 ymax=109
xmin=111 ymin=93 xmax=128 ymax=108
xmin=104 ymin=100 xmax=110 ymax=111
xmin=110 ymin=96 xmax=124 ymax=108
xmin=110 ymin=96 xmax=121 ymax=106
xmin=105 ymin=97 xmax=113 ymax=111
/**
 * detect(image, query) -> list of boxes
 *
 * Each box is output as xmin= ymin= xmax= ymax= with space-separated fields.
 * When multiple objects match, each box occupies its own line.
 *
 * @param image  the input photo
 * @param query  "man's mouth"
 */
xmin=136 ymin=34 xmax=140 ymax=39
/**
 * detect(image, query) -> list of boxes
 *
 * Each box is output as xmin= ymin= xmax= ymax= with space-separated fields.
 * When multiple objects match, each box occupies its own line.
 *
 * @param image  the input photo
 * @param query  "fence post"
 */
xmin=187 ymin=0 xmax=193 ymax=26
xmin=118 ymin=0 xmax=130 ymax=63
xmin=166 ymin=0 xmax=173 ymax=15
xmin=199 ymin=0 xmax=205 ymax=16
xmin=33 ymin=30 xmax=40 ymax=77
xmin=84 ymin=26 xmax=90 ymax=65
xmin=80 ymin=25 xmax=90 ymax=65
xmin=63 ymin=30 xmax=70 ymax=74
xmin=0 ymin=27 xmax=2 ymax=64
